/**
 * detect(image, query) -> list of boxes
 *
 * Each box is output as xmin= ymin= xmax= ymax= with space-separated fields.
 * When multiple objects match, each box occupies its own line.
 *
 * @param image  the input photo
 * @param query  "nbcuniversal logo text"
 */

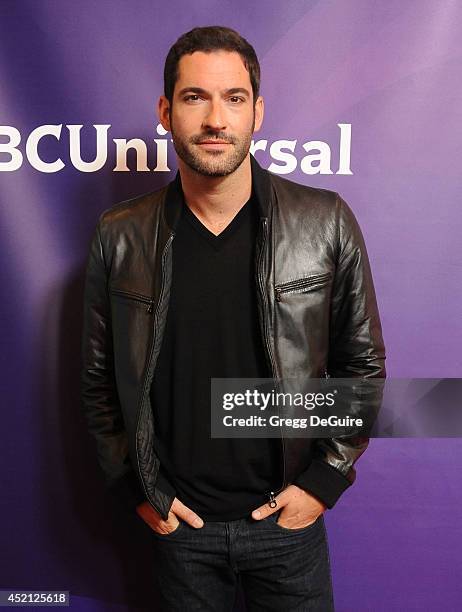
xmin=0 ymin=123 xmax=352 ymax=175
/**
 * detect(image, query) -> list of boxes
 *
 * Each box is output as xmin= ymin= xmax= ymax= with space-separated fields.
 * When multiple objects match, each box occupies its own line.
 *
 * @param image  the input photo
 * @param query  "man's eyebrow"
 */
xmin=177 ymin=87 xmax=251 ymax=97
xmin=226 ymin=88 xmax=251 ymax=96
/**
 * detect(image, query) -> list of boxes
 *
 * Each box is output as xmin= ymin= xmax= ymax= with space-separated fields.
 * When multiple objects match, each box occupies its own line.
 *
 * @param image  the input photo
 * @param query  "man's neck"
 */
xmin=177 ymin=155 xmax=252 ymax=236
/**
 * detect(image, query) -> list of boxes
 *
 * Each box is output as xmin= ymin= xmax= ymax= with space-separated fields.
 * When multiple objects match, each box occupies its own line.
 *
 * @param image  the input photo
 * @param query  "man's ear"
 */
xmin=253 ymin=95 xmax=264 ymax=133
xmin=157 ymin=95 xmax=171 ymax=132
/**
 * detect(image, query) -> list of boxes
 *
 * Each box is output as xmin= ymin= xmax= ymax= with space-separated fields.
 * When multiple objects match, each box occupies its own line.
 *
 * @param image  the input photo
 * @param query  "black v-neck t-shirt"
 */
xmin=150 ymin=193 xmax=282 ymax=521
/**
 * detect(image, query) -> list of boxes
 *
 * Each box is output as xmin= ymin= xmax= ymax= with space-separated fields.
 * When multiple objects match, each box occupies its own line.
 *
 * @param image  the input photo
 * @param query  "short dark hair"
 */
xmin=163 ymin=26 xmax=260 ymax=105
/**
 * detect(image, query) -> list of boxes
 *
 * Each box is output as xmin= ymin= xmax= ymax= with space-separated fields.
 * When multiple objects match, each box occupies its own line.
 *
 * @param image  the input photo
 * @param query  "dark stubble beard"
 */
xmin=170 ymin=113 xmax=255 ymax=177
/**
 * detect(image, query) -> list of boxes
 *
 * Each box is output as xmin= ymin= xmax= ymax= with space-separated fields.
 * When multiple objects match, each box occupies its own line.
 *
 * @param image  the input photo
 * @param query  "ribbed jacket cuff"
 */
xmin=293 ymin=459 xmax=353 ymax=509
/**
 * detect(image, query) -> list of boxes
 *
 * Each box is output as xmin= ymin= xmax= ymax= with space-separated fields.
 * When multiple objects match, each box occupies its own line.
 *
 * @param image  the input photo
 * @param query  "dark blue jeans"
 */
xmin=148 ymin=508 xmax=334 ymax=611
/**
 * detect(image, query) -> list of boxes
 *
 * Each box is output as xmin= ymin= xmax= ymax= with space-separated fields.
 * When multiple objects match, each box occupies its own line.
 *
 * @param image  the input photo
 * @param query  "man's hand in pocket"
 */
xmin=136 ymin=497 xmax=204 ymax=535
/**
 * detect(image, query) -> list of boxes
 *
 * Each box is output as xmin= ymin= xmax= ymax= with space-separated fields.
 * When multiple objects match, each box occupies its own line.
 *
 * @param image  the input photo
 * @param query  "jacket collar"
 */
xmin=163 ymin=154 xmax=271 ymax=233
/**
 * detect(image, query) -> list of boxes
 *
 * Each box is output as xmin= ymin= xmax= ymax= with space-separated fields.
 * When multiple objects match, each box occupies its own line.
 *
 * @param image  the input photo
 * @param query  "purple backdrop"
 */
xmin=1 ymin=1 xmax=461 ymax=610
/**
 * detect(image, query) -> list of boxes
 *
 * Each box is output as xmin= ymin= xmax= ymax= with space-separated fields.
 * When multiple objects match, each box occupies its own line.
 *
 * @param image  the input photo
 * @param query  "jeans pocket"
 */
xmin=270 ymin=510 xmax=321 ymax=533
xmin=150 ymin=519 xmax=185 ymax=538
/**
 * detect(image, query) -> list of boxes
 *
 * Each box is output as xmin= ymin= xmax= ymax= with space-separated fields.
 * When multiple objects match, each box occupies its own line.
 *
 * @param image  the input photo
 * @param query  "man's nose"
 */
xmin=202 ymin=100 xmax=227 ymax=131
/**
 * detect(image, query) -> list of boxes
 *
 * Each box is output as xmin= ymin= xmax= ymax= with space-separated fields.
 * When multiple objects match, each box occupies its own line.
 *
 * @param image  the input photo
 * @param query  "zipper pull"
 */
xmin=275 ymin=288 xmax=281 ymax=302
xmin=267 ymin=490 xmax=278 ymax=508
xmin=146 ymin=301 xmax=154 ymax=314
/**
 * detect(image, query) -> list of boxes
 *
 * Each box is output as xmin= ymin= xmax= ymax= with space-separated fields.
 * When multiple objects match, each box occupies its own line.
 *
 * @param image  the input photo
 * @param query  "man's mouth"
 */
xmin=197 ymin=140 xmax=231 ymax=145
xmin=196 ymin=140 xmax=232 ymax=152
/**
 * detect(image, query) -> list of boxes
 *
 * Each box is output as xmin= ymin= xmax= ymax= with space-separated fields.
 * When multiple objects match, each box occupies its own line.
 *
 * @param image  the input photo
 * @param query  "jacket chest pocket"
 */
xmin=274 ymin=272 xmax=332 ymax=302
xmin=109 ymin=287 xmax=154 ymax=383
xmin=110 ymin=287 xmax=155 ymax=314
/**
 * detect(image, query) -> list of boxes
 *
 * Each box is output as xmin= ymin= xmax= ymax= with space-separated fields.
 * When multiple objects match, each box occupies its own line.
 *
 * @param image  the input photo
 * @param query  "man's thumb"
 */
xmin=171 ymin=498 xmax=204 ymax=528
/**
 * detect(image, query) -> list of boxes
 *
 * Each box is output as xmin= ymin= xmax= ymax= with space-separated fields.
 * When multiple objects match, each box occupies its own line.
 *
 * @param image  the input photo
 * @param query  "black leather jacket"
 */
xmin=81 ymin=155 xmax=386 ymax=521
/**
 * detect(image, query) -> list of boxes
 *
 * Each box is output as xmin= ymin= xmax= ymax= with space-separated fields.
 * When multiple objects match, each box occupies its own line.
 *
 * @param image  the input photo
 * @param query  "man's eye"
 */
xmin=229 ymin=96 xmax=244 ymax=103
xmin=185 ymin=94 xmax=201 ymax=102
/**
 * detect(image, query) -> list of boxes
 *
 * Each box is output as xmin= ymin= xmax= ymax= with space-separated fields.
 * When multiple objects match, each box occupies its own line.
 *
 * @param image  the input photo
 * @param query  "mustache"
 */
xmin=190 ymin=132 xmax=236 ymax=145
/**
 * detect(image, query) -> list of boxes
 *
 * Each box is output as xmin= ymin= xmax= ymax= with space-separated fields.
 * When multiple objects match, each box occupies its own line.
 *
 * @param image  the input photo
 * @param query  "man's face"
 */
xmin=159 ymin=50 xmax=263 ymax=177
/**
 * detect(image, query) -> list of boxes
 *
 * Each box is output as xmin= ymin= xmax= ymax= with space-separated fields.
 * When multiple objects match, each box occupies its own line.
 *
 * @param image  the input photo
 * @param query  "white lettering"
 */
xmin=68 ymin=124 xmax=110 ymax=172
xmin=0 ymin=126 xmax=23 ymax=171
xmin=250 ymin=139 xmax=268 ymax=156
xmin=26 ymin=125 xmax=65 ymax=173
xmin=268 ymin=140 xmax=297 ymax=174
xmin=0 ymin=123 xmax=353 ymax=175
xmin=310 ymin=415 xmax=363 ymax=427
xmin=337 ymin=123 xmax=352 ymax=175
xmin=113 ymin=138 xmax=149 ymax=171
xmin=153 ymin=139 xmax=170 ymax=171
xmin=301 ymin=140 xmax=333 ymax=175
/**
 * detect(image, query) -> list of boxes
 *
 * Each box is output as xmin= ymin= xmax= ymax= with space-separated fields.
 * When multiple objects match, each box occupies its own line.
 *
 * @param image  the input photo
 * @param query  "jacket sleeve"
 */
xmin=293 ymin=194 xmax=386 ymax=508
xmin=80 ymin=217 xmax=146 ymax=511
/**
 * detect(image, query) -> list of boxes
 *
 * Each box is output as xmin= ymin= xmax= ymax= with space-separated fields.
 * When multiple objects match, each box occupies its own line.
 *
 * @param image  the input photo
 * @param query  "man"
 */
xmin=81 ymin=26 xmax=385 ymax=611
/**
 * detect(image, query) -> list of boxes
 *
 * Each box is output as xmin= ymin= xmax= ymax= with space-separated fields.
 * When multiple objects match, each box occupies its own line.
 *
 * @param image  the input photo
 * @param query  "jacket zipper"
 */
xmin=274 ymin=272 xmax=331 ymax=302
xmin=258 ymin=217 xmax=287 ymax=504
xmin=135 ymin=232 xmax=175 ymax=517
xmin=134 ymin=218 xmax=289 ymax=512
xmin=110 ymin=288 xmax=155 ymax=313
